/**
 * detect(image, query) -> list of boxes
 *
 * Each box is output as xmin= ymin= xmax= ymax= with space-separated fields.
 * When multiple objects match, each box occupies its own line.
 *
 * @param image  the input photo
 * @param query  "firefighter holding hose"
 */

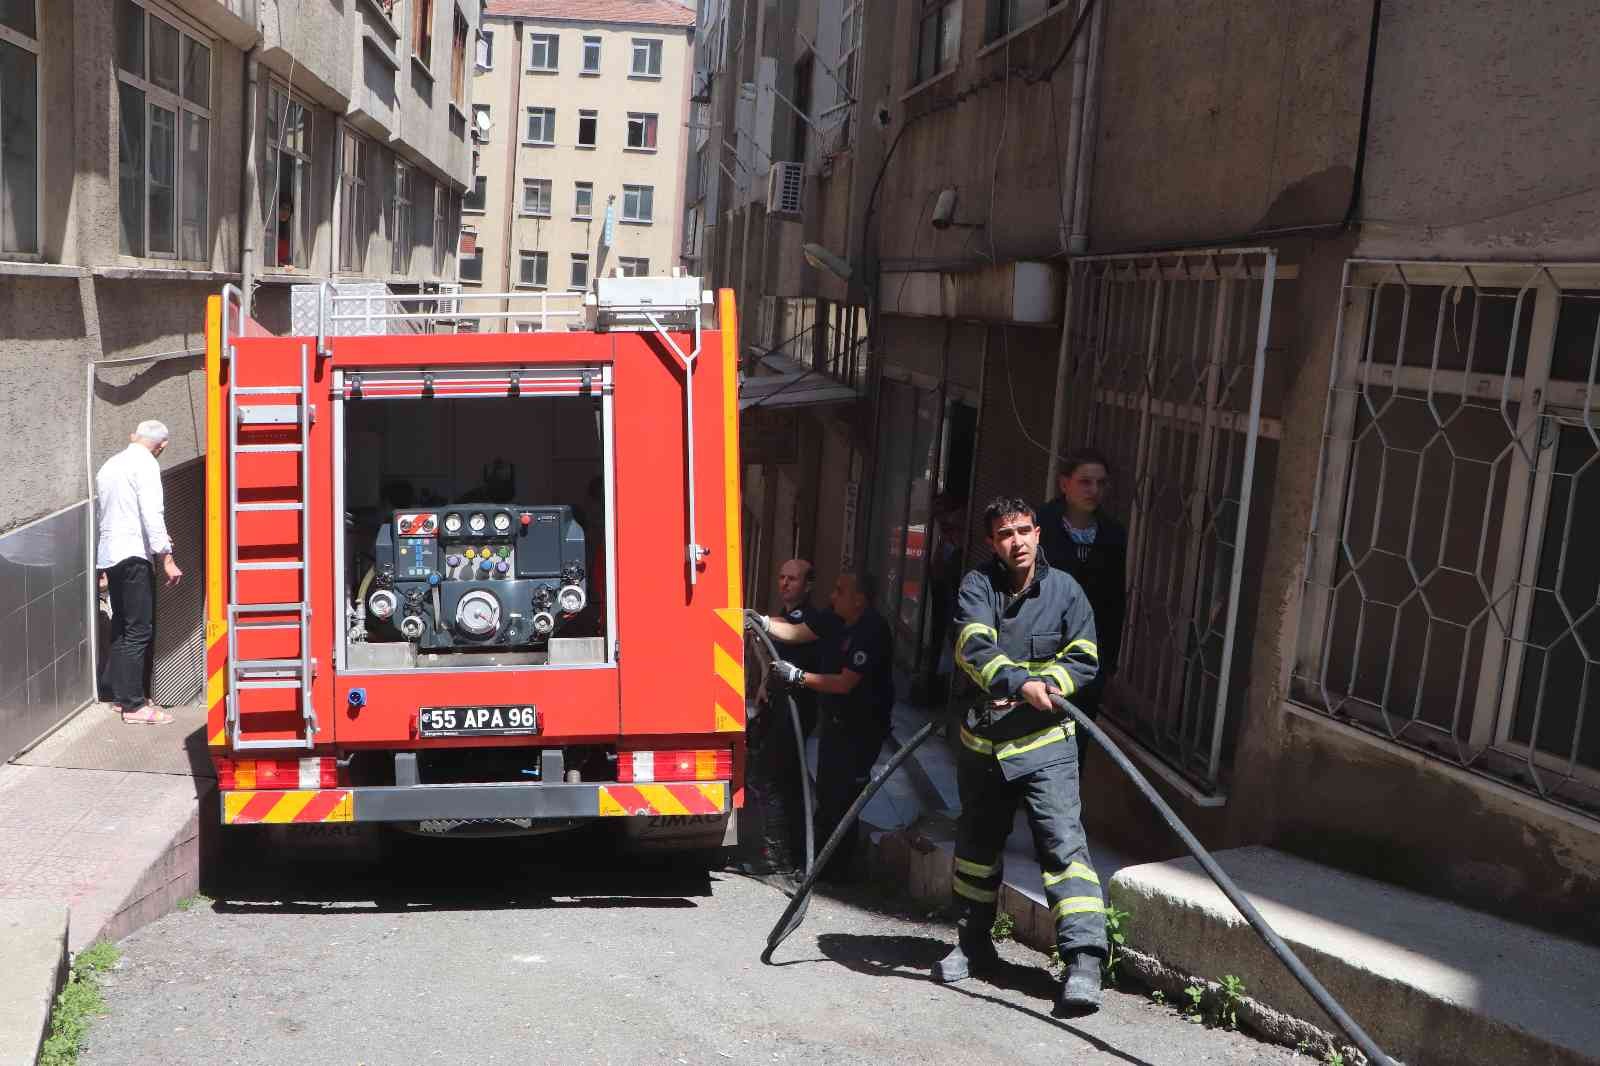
xmin=938 ymin=496 xmax=1106 ymax=1015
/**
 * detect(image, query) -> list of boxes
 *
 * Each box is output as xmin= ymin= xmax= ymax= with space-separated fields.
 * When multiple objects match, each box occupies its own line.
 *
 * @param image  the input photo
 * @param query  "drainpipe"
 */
xmin=1056 ymin=2 xmax=1089 ymax=255
xmin=241 ymin=46 xmax=261 ymax=315
xmin=1067 ymin=0 xmax=1104 ymax=254
xmin=499 ymin=21 xmax=524 ymax=327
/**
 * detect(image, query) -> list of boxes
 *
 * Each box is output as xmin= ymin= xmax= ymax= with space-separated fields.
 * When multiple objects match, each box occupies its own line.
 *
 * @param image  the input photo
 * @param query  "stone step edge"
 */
xmin=859 ymin=822 xmax=1360 ymax=1062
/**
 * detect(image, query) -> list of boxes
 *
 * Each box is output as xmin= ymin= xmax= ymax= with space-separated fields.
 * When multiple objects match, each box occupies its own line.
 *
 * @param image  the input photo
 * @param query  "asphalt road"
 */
xmin=81 ymin=828 xmax=1303 ymax=1066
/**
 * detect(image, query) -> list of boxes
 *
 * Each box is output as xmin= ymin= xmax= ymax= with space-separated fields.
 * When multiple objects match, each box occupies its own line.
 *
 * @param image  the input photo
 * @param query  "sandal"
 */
xmin=121 ymin=704 xmax=174 ymax=726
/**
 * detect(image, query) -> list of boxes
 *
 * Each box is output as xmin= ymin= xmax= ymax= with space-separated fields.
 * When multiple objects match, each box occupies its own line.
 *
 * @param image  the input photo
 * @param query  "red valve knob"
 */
xmin=520 ymin=513 xmax=531 ymax=527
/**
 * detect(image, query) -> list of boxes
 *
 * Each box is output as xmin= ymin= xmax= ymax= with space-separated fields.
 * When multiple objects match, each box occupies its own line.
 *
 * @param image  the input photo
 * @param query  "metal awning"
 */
xmin=739 ymin=351 xmax=859 ymax=410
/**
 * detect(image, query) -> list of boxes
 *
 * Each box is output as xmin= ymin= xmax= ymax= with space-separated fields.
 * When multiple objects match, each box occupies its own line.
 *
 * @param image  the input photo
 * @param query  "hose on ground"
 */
xmin=759 ymin=691 xmax=1393 ymax=1066
xmin=743 ymin=612 xmax=816 ymax=878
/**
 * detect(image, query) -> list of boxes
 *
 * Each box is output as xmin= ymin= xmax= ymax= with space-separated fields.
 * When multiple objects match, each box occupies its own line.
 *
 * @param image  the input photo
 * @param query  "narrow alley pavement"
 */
xmin=78 ymin=831 xmax=1301 ymax=1066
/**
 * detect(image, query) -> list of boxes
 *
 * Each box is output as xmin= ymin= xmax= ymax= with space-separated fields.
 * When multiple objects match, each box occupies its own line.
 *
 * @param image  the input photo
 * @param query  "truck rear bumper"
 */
xmin=220 ymin=781 xmax=730 ymax=825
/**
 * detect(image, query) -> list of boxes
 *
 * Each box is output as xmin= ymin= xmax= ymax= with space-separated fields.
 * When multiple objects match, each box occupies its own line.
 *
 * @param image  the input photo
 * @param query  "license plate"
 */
xmin=418 ymin=705 xmax=540 ymax=737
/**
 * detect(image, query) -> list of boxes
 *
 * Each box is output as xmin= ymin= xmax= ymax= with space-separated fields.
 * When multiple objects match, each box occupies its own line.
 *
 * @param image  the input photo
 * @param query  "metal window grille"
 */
xmin=1297 ymin=260 xmax=1600 ymax=817
xmin=1061 ymin=248 xmax=1282 ymax=790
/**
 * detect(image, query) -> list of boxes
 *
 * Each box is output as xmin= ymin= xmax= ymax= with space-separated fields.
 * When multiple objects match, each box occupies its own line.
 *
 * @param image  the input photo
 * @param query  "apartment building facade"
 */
xmin=464 ymin=0 xmax=694 ymax=328
xmin=0 ymin=0 xmax=478 ymax=762
xmin=702 ymin=0 xmax=1600 ymax=945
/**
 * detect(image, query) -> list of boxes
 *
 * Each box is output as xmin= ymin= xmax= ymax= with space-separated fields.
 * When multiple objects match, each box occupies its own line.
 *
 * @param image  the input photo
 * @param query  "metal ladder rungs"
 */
xmin=238 ymin=679 xmax=304 ymax=690
xmin=237 ymin=561 xmax=305 ymax=571
xmin=237 ymin=443 xmax=304 ymax=453
xmin=233 ymin=621 xmax=301 ymax=631
xmin=238 ymin=404 xmax=301 ymax=425
xmin=236 ymin=659 xmax=304 ymax=672
xmin=231 ymin=737 xmax=315 ymax=752
xmin=237 ymin=502 xmax=304 ymax=512
xmin=231 ymin=601 xmax=306 ymax=614
xmin=234 ymin=386 xmax=304 ymax=395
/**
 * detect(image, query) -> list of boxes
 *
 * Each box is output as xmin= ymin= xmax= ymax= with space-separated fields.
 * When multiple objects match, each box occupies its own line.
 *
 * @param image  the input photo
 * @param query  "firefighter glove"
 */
xmin=772 ymin=660 xmax=804 ymax=687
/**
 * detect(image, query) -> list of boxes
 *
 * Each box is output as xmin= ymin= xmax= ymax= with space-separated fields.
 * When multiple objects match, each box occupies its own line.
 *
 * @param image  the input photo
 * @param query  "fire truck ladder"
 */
xmin=224 ymin=302 xmax=316 ymax=751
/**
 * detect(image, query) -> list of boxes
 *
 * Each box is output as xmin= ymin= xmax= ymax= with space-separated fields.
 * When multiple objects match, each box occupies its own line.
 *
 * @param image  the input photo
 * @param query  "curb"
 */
xmin=0 ymin=902 xmax=69 ymax=1066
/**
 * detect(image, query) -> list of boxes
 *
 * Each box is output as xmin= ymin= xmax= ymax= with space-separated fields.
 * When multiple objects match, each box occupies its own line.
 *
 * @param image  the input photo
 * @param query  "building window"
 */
xmin=412 ymin=0 xmax=434 ymax=69
xmin=621 ymin=184 xmax=653 ymax=223
xmin=518 ymin=249 xmax=547 ymax=288
xmin=577 ymin=109 xmax=598 ymax=148
xmin=264 ymin=84 xmax=311 ymax=269
xmin=625 ymin=112 xmax=658 ymax=150
xmin=432 ymin=182 xmax=450 ymax=274
xmin=116 ymin=0 xmax=212 ymax=261
xmin=459 ymin=244 xmax=483 ymax=283
xmin=391 ymin=159 xmax=413 ymax=275
xmin=915 ymin=0 xmax=961 ymax=84
xmin=1297 ymin=261 xmax=1600 ymax=812
xmin=569 ymin=252 xmax=589 ymax=290
xmin=524 ymin=106 xmax=554 ymax=145
xmin=582 ymin=35 xmax=601 ymax=73
xmin=630 ymin=37 xmax=662 ymax=77
xmin=618 ymin=256 xmax=649 ymax=277
xmin=476 ymin=28 xmax=493 ymax=69
xmin=527 ymin=32 xmax=558 ymax=71
xmin=1 ymin=0 xmax=41 ymax=255
xmin=986 ymin=0 xmax=1066 ymax=43
xmin=521 ymin=177 xmax=551 ymax=216
xmin=450 ymin=6 xmax=468 ymax=107
xmin=463 ymin=174 xmax=486 ymax=213
xmin=573 ymin=181 xmax=593 ymax=219
xmin=337 ymin=128 xmax=366 ymax=271
xmin=516 ymin=319 xmax=541 ymax=333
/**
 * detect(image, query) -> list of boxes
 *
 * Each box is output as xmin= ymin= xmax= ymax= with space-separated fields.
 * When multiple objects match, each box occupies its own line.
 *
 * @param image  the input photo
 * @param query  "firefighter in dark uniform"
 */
xmin=937 ymin=496 xmax=1106 ymax=1014
xmin=758 ymin=572 xmax=894 ymax=882
xmin=746 ymin=559 xmax=835 ymax=874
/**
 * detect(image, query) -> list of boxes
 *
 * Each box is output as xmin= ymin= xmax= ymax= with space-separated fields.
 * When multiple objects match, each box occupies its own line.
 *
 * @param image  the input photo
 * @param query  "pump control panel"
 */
xmin=368 ymin=504 xmax=587 ymax=651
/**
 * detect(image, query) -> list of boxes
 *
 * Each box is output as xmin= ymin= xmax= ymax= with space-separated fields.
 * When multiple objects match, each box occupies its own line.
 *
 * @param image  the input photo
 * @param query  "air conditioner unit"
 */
xmin=767 ymin=161 xmax=804 ymax=217
xmin=434 ymin=282 xmax=462 ymax=317
xmin=690 ymin=68 xmax=713 ymax=103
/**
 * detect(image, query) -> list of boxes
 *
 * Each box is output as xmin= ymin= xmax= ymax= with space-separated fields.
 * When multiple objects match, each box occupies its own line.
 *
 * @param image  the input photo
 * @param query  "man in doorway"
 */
xmin=939 ymin=496 xmax=1106 ymax=1014
xmin=1038 ymin=448 xmax=1127 ymax=764
xmin=96 ymin=420 xmax=183 ymax=725
xmin=758 ymin=572 xmax=894 ymax=882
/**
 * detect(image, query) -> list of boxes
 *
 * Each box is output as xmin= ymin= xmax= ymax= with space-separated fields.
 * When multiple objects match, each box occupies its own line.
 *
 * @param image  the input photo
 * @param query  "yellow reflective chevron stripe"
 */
xmin=960 ymin=728 xmax=993 ymax=755
xmin=978 ymin=654 xmax=1017 ymax=688
xmin=1042 ymin=862 xmax=1100 ymax=887
xmin=996 ymin=723 xmax=1073 ymax=760
xmin=955 ymin=622 xmax=996 ymax=658
xmin=1034 ymin=663 xmax=1074 ymax=696
xmin=955 ymin=856 xmax=1000 ymax=878
xmin=1052 ymin=895 xmax=1105 ymax=919
xmin=954 ymin=879 xmax=999 ymax=904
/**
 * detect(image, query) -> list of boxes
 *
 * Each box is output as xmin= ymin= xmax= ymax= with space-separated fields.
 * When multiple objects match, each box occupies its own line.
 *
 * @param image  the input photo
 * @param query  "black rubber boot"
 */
xmin=933 ymin=914 xmax=1000 ymax=983
xmin=1055 ymin=951 xmax=1104 ymax=1014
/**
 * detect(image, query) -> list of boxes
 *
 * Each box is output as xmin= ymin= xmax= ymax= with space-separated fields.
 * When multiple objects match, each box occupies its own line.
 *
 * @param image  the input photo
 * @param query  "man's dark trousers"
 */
xmin=952 ymin=724 xmax=1105 ymax=959
xmin=104 ymin=557 xmax=156 ymax=710
xmin=814 ymin=721 xmax=885 ymax=880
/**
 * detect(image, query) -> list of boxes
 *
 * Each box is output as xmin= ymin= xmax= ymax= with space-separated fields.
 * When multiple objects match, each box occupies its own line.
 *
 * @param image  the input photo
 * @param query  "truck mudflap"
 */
xmin=220 ymin=781 xmax=731 ymax=825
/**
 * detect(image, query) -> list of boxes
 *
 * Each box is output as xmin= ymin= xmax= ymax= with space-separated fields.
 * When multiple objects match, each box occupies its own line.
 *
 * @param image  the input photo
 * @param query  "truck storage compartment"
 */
xmin=339 ymin=388 xmax=611 ymax=672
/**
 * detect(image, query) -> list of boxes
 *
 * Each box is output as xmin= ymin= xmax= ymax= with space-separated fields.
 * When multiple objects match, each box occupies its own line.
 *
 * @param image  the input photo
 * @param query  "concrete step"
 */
xmin=1109 ymin=846 xmax=1600 ymax=1066
xmin=0 ymin=901 xmax=68 ymax=1066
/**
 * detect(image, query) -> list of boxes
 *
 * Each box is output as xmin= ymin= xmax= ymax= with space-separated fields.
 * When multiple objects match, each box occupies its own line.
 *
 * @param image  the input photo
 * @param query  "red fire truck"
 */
xmin=201 ymin=277 xmax=745 ymax=844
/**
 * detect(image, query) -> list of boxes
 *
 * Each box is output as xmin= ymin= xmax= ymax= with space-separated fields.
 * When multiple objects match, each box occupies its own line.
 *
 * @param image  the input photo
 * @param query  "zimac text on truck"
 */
xmin=201 ymin=276 xmax=746 ymax=846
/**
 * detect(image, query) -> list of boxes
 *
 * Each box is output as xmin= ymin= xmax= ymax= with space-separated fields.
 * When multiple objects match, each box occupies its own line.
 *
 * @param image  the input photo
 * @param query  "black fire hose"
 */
xmin=743 ymin=614 xmax=816 ymax=877
xmin=759 ymin=692 xmax=1393 ymax=1066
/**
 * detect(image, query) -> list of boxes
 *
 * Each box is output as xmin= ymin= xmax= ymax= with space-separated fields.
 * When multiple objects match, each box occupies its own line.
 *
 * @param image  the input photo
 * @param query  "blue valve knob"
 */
xmin=495 ymin=561 xmax=510 ymax=575
xmin=428 ymin=572 xmax=440 ymax=586
xmin=479 ymin=558 xmax=494 ymax=573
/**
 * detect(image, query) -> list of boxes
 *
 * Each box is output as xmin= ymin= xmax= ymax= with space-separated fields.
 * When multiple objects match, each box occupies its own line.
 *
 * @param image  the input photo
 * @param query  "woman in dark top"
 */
xmin=1037 ymin=448 xmax=1127 ymax=760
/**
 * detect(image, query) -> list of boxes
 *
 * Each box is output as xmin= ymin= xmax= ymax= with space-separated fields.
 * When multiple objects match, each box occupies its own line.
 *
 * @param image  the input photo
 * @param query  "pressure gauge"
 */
xmin=443 ymin=513 xmax=463 ymax=535
xmin=493 ymin=512 xmax=512 ymax=534
xmin=468 ymin=512 xmax=487 ymax=534
xmin=455 ymin=589 xmax=502 ymax=636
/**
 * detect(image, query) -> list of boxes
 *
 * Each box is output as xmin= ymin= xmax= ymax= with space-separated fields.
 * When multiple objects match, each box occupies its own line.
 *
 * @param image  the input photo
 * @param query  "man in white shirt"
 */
xmin=96 ymin=420 xmax=183 ymax=725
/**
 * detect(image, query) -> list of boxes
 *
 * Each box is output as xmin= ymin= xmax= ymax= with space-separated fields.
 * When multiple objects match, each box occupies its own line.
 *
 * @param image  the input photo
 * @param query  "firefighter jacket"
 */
xmin=953 ymin=557 xmax=1099 ymax=778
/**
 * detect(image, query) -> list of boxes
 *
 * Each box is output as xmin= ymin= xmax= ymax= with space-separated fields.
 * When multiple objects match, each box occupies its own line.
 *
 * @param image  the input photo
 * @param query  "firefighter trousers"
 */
xmin=951 ymin=726 xmax=1106 ymax=957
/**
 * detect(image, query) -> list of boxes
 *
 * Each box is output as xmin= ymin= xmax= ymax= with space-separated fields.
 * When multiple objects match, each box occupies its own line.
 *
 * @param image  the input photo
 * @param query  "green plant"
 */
xmin=1216 ymin=974 xmax=1245 ymax=1030
xmin=1046 ymin=948 xmax=1065 ymax=981
xmin=1183 ymin=982 xmax=1205 ymax=1023
xmin=1102 ymin=905 xmax=1130 ymax=986
xmin=1322 ymin=1048 xmax=1346 ymax=1066
xmin=990 ymin=911 xmax=1016 ymax=942
xmin=176 ymin=892 xmax=213 ymax=912
xmin=37 ymin=941 xmax=121 ymax=1066
xmin=1150 ymin=989 xmax=1165 ymax=1006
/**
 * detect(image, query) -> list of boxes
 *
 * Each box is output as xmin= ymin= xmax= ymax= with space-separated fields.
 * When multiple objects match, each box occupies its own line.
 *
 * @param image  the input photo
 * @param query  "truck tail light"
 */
xmin=215 ymin=757 xmax=338 ymax=790
xmin=617 ymin=749 xmax=732 ymax=783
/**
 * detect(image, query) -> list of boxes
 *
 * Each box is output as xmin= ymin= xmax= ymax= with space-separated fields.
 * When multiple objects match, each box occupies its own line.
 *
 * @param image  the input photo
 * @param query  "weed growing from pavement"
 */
xmin=176 ymin=892 xmax=213 ymax=912
xmin=1149 ymin=989 xmax=1165 ymax=1006
xmin=1102 ymin=905 xmax=1130 ymax=986
xmin=989 ymin=911 xmax=1016 ymax=942
xmin=1216 ymin=974 xmax=1245 ymax=1030
xmin=37 ymin=940 xmax=121 ymax=1066
xmin=1183 ymin=982 xmax=1205 ymax=1023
